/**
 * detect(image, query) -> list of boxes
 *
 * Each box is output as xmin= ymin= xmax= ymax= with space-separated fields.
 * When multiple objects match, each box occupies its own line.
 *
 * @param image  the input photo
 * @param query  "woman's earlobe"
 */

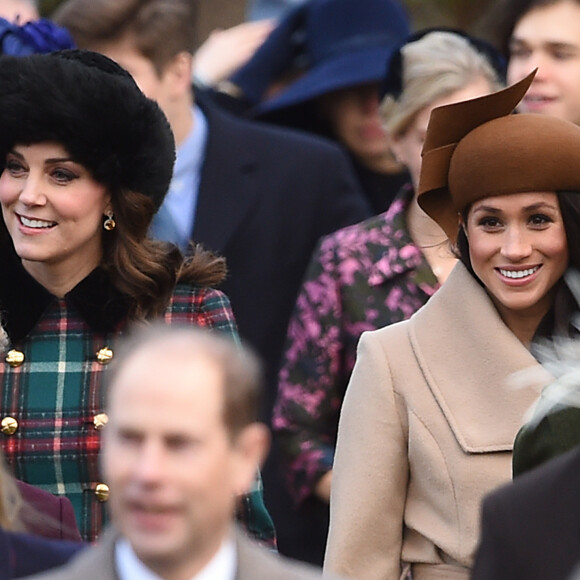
xmin=458 ymin=215 xmax=468 ymax=238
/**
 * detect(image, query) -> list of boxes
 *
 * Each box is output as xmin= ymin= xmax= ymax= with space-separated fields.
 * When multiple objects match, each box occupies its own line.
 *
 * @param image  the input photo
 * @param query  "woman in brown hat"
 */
xmin=273 ymin=27 xmax=504 ymax=566
xmin=324 ymin=71 xmax=580 ymax=579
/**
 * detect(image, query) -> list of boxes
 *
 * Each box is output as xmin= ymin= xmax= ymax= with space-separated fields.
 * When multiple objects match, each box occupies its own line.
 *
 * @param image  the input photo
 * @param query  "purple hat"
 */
xmin=234 ymin=0 xmax=410 ymax=115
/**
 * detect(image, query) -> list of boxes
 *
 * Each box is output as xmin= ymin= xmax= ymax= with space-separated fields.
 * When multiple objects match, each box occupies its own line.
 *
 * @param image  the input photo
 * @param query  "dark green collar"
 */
xmin=0 ymin=243 xmax=130 ymax=340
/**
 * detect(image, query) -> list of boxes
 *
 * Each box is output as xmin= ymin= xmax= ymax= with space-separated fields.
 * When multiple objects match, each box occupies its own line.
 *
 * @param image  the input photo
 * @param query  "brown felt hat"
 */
xmin=417 ymin=70 xmax=580 ymax=243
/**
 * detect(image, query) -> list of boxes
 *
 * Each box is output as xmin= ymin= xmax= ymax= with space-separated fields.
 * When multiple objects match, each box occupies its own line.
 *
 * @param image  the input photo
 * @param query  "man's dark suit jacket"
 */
xmin=189 ymin=97 xmax=371 ymax=565
xmin=194 ymin=94 xmax=372 ymax=420
xmin=471 ymin=446 xmax=580 ymax=580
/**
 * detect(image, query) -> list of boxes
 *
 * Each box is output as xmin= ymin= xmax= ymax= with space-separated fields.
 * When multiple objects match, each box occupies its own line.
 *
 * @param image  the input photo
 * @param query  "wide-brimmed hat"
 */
xmin=417 ymin=70 xmax=580 ymax=244
xmin=236 ymin=0 xmax=410 ymax=116
xmin=0 ymin=49 xmax=174 ymax=211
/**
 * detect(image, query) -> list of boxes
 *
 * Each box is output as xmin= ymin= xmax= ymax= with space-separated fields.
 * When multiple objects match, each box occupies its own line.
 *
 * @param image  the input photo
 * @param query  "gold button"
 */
xmin=5 ymin=350 xmax=24 ymax=367
xmin=93 ymin=413 xmax=109 ymax=430
xmin=1 ymin=417 xmax=18 ymax=435
xmin=96 ymin=347 xmax=113 ymax=365
xmin=94 ymin=483 xmax=110 ymax=502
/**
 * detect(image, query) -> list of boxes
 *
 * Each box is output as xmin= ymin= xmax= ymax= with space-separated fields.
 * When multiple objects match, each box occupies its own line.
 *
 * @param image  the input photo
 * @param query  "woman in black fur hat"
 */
xmin=0 ymin=49 xmax=269 ymax=543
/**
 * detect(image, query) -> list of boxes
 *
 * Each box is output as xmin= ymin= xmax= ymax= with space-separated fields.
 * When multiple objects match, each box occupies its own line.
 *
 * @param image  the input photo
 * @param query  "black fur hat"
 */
xmin=0 ymin=49 xmax=175 ymax=211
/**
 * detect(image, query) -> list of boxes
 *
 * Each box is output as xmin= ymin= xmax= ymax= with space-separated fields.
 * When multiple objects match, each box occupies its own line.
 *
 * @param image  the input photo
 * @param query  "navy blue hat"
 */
xmin=234 ymin=0 xmax=410 ymax=116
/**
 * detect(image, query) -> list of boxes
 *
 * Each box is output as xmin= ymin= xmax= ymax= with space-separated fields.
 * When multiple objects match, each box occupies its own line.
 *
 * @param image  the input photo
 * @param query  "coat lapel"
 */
xmin=409 ymin=263 xmax=552 ymax=452
xmin=193 ymin=96 xmax=260 ymax=254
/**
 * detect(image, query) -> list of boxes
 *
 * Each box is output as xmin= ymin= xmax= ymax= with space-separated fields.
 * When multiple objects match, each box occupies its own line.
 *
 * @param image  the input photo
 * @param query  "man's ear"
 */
xmin=232 ymin=423 xmax=270 ymax=496
xmin=164 ymin=51 xmax=194 ymax=97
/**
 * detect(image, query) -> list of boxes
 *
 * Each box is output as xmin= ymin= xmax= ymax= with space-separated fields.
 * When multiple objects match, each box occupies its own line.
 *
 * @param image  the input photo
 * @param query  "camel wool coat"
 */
xmin=324 ymin=262 xmax=550 ymax=580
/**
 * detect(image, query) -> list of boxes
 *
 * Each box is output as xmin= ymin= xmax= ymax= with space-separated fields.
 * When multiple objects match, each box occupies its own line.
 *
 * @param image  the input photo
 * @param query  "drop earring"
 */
xmin=103 ymin=210 xmax=116 ymax=231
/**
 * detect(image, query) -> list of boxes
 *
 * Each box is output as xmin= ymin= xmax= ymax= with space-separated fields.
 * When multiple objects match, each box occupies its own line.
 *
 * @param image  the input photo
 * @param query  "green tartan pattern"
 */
xmin=0 ymin=283 xmax=275 ymax=545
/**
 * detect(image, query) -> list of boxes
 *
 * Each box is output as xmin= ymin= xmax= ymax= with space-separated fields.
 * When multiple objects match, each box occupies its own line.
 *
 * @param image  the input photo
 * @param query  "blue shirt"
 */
xmin=150 ymin=106 xmax=208 ymax=250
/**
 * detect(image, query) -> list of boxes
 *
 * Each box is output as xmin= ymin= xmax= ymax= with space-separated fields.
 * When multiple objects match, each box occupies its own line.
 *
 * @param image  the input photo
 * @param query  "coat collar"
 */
xmin=408 ymin=262 xmax=552 ymax=452
xmin=49 ymin=523 xmax=321 ymax=580
xmin=337 ymin=183 xmax=438 ymax=294
xmin=193 ymin=94 xmax=259 ymax=254
xmin=0 ymin=244 xmax=129 ymax=341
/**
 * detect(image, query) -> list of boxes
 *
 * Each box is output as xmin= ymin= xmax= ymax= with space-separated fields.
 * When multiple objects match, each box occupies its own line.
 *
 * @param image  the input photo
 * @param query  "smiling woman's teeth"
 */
xmin=499 ymin=267 xmax=539 ymax=279
xmin=20 ymin=216 xmax=55 ymax=229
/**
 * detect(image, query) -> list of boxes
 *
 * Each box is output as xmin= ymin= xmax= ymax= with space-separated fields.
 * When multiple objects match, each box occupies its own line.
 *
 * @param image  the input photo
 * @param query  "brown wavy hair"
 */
xmin=102 ymin=189 xmax=226 ymax=321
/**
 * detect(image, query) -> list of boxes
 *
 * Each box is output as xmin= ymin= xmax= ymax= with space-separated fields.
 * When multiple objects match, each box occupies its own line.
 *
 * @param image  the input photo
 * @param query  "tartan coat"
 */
xmin=0 ymin=245 xmax=272 ymax=544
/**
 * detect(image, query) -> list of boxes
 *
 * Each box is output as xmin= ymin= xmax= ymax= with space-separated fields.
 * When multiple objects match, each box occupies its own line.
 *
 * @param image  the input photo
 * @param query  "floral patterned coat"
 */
xmin=273 ymin=184 xmax=440 ymax=504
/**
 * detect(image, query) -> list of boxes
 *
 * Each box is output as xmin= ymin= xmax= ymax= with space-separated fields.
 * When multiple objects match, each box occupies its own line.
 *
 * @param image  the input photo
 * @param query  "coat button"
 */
xmin=94 ymin=483 xmax=110 ymax=502
xmin=96 ymin=347 xmax=113 ymax=365
xmin=5 ymin=350 xmax=24 ymax=367
xmin=93 ymin=413 xmax=109 ymax=430
xmin=1 ymin=417 xmax=18 ymax=435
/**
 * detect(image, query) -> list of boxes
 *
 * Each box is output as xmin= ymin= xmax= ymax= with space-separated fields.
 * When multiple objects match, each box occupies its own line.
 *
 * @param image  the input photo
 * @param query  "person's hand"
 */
xmin=193 ymin=19 xmax=276 ymax=87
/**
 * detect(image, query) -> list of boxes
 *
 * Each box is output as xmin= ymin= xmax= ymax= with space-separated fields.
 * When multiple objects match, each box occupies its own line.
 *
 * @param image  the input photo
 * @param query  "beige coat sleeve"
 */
xmin=324 ymin=329 xmax=409 ymax=580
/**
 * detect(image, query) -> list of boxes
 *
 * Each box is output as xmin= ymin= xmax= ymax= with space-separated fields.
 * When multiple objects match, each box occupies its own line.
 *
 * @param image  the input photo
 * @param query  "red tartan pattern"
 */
xmin=0 ymin=283 xmax=237 ymax=542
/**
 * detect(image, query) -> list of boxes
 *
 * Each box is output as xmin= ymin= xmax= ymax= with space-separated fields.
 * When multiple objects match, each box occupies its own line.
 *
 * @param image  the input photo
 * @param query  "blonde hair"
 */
xmin=380 ymin=31 xmax=504 ymax=137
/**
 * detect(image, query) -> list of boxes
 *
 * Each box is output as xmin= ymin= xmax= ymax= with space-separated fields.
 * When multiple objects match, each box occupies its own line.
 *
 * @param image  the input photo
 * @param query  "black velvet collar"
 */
xmin=0 ymin=244 xmax=130 ymax=341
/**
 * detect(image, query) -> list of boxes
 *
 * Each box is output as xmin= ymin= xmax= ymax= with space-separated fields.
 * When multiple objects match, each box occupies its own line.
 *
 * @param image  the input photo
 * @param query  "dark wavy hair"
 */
xmin=496 ymin=0 xmax=580 ymax=56
xmin=101 ymin=190 xmax=226 ymax=320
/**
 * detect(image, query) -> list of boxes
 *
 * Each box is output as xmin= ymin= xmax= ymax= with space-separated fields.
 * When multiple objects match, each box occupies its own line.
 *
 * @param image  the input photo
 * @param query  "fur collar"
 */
xmin=0 ymin=244 xmax=130 ymax=340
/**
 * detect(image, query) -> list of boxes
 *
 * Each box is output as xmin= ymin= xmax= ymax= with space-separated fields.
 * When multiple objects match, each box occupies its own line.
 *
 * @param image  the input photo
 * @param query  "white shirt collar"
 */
xmin=115 ymin=535 xmax=237 ymax=580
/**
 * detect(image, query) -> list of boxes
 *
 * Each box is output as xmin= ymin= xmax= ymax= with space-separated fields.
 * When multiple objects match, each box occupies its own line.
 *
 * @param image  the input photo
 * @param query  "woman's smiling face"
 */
xmin=464 ymin=191 xmax=568 ymax=328
xmin=0 ymin=141 xmax=111 ymax=286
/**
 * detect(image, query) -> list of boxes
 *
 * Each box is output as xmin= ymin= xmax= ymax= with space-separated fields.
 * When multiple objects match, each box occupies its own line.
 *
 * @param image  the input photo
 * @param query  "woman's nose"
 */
xmin=501 ymin=227 xmax=533 ymax=260
xmin=17 ymin=175 xmax=46 ymax=206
